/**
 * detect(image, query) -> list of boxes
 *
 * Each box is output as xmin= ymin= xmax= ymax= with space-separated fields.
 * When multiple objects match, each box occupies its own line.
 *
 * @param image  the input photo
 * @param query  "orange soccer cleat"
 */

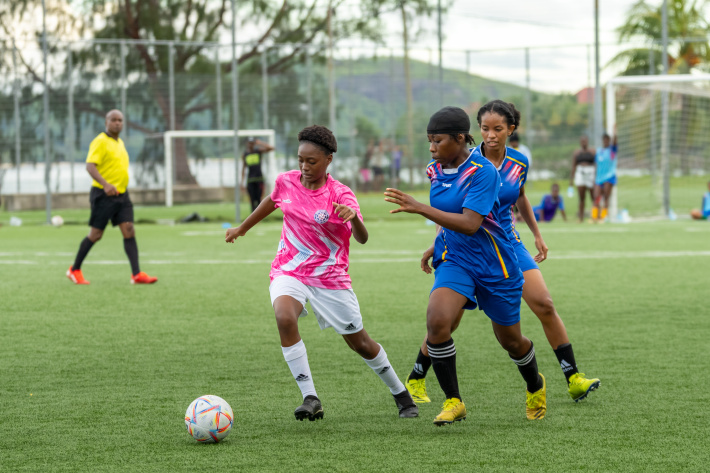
xmin=131 ymin=272 xmax=158 ymax=284
xmin=66 ymin=267 xmax=90 ymax=285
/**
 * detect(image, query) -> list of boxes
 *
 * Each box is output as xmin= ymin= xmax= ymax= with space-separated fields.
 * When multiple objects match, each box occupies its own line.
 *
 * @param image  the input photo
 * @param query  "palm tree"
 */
xmin=609 ymin=0 xmax=710 ymax=175
xmin=609 ymin=0 xmax=710 ymax=75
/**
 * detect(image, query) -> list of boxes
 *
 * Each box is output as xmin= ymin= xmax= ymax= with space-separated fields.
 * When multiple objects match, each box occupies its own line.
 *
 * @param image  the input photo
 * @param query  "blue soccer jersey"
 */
xmin=703 ymin=192 xmax=710 ymax=218
xmin=595 ymin=144 xmax=617 ymax=184
xmin=473 ymin=145 xmax=529 ymax=245
xmin=428 ymin=151 xmax=523 ymax=284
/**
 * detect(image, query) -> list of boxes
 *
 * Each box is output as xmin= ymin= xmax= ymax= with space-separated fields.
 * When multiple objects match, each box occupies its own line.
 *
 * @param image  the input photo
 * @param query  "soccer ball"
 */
xmin=184 ymin=395 xmax=233 ymax=443
xmin=51 ymin=215 xmax=64 ymax=227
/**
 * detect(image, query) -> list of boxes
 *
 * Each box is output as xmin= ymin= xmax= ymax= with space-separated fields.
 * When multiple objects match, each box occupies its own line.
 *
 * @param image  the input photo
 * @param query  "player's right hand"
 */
xmin=421 ymin=245 xmax=434 ymax=274
xmin=225 ymin=227 xmax=245 ymax=243
xmin=103 ymin=183 xmax=119 ymax=196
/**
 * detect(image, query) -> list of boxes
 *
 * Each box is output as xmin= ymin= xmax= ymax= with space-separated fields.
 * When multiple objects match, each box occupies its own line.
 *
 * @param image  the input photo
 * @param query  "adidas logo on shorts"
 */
xmin=344 ymin=323 xmax=356 ymax=331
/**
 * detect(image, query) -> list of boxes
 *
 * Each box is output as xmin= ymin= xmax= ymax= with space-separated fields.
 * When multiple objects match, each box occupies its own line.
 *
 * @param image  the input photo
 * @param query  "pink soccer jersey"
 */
xmin=269 ymin=170 xmax=363 ymax=290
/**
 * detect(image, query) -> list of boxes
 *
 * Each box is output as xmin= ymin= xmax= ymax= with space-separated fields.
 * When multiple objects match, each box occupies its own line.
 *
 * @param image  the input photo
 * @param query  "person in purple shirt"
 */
xmin=533 ymin=183 xmax=567 ymax=222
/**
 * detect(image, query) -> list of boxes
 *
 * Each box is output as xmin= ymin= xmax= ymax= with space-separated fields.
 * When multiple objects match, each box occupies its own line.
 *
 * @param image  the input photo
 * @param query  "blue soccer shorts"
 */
xmin=431 ymin=261 xmax=523 ymax=326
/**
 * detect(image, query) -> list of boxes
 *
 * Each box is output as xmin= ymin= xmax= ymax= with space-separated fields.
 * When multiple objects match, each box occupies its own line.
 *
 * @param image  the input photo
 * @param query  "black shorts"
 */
xmin=89 ymin=187 xmax=134 ymax=230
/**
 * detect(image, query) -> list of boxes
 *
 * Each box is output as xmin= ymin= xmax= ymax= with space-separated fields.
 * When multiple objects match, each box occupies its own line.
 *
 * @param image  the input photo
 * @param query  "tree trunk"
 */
xmin=173 ymin=119 xmax=198 ymax=186
xmin=401 ymin=3 xmax=415 ymax=188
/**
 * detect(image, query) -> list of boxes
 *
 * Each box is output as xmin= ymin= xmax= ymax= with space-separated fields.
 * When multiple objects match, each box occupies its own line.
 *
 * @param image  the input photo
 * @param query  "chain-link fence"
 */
xmin=0 ymin=38 xmax=649 ymax=200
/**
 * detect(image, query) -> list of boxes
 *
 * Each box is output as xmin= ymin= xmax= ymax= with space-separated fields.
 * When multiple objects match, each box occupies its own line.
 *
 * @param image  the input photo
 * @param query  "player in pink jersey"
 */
xmin=225 ymin=125 xmax=418 ymax=421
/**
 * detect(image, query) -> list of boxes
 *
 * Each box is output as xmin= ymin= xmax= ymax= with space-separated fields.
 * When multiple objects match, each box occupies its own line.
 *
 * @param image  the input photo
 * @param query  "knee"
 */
xmin=348 ymin=337 xmax=374 ymax=357
xmin=274 ymin=311 xmax=298 ymax=333
xmin=88 ymin=230 xmax=103 ymax=242
xmin=426 ymin=312 xmax=451 ymax=341
xmin=499 ymin=336 xmax=527 ymax=356
xmin=531 ymin=295 xmax=557 ymax=320
xmin=123 ymin=223 xmax=135 ymax=237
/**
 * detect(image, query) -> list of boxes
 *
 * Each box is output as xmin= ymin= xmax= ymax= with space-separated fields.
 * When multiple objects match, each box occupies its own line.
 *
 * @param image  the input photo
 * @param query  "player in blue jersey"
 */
xmin=690 ymin=180 xmax=710 ymax=220
xmin=385 ymin=106 xmax=547 ymax=424
xmin=532 ymin=183 xmax=567 ymax=222
xmin=404 ymin=101 xmax=600 ymax=407
xmin=592 ymin=130 xmax=618 ymax=222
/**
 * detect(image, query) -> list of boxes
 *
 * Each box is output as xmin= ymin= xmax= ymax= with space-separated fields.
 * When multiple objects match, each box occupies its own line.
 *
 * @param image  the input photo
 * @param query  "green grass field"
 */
xmin=2 ymin=193 xmax=710 ymax=472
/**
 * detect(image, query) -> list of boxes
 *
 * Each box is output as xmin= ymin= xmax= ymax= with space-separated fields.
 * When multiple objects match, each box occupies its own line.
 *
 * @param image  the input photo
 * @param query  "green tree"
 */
xmin=1 ymin=0 xmax=401 ymax=185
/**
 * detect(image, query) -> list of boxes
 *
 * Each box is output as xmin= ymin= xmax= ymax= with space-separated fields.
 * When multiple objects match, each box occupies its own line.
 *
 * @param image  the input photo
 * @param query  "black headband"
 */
xmin=427 ymin=106 xmax=470 ymax=135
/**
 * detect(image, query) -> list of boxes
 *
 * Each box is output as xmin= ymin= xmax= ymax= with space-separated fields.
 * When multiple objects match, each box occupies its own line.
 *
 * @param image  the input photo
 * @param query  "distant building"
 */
xmin=576 ymin=87 xmax=594 ymax=104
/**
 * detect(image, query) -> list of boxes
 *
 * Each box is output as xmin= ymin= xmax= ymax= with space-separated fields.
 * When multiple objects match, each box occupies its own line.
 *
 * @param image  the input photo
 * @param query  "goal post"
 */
xmin=606 ymin=73 xmax=710 ymax=220
xmin=163 ymin=129 xmax=276 ymax=208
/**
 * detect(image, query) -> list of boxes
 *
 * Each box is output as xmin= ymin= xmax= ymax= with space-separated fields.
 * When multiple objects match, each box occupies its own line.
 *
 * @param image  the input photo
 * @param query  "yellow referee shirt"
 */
xmin=86 ymin=132 xmax=130 ymax=194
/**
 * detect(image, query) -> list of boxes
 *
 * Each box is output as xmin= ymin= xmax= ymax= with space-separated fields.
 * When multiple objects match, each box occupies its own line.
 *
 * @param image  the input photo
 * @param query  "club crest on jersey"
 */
xmin=314 ymin=209 xmax=330 ymax=224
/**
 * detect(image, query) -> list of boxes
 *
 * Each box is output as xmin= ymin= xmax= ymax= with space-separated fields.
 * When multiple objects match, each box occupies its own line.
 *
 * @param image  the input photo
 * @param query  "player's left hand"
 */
xmin=384 ymin=188 xmax=421 ymax=214
xmin=333 ymin=202 xmax=357 ymax=223
xmin=533 ymin=236 xmax=548 ymax=263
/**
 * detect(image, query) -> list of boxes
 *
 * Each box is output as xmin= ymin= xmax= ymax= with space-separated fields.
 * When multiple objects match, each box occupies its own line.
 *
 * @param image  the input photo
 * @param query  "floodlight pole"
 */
xmin=42 ymin=0 xmax=52 ymax=223
xmin=593 ymin=0 xmax=603 ymax=149
xmin=231 ymin=0 xmax=241 ymax=222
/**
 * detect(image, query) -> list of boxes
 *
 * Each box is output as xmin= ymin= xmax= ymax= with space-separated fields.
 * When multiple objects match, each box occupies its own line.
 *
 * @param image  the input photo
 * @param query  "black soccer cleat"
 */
xmin=294 ymin=395 xmax=324 ymax=421
xmin=393 ymin=389 xmax=419 ymax=418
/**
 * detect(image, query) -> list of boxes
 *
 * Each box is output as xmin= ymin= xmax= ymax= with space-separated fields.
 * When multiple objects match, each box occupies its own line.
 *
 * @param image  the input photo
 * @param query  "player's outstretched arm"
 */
xmin=333 ymin=202 xmax=368 ymax=244
xmin=516 ymin=185 xmax=548 ymax=263
xmin=225 ymin=196 xmax=277 ymax=243
xmin=384 ymin=188 xmax=484 ymax=236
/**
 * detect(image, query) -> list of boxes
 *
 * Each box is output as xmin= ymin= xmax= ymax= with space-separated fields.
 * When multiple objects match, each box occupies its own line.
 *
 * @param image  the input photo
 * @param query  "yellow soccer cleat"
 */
xmin=601 ymin=208 xmax=608 ymax=220
xmin=526 ymin=373 xmax=547 ymax=420
xmin=405 ymin=376 xmax=431 ymax=404
xmin=433 ymin=398 xmax=466 ymax=426
xmin=568 ymin=372 xmax=601 ymax=402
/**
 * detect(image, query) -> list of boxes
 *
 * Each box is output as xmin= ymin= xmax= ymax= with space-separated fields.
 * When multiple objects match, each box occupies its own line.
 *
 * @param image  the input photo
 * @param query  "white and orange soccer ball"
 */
xmin=185 ymin=395 xmax=234 ymax=443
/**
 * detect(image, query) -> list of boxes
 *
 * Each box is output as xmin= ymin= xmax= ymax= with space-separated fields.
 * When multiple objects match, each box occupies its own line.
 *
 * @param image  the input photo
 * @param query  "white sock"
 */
xmin=363 ymin=344 xmax=405 ymax=395
xmin=282 ymin=340 xmax=317 ymax=400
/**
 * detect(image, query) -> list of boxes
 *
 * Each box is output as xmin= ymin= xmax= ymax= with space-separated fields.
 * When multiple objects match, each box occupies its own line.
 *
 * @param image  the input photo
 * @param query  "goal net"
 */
xmin=607 ymin=74 xmax=710 ymax=220
xmin=163 ymin=129 xmax=276 ymax=207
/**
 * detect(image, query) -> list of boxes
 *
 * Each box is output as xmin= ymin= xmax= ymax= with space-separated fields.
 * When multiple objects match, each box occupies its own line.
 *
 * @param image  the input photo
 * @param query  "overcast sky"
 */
xmin=364 ymin=0 xmax=646 ymax=94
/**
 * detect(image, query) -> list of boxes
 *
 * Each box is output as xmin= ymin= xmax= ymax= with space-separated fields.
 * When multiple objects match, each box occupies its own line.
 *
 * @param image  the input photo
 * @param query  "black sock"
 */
xmin=72 ymin=237 xmax=95 ymax=271
xmin=554 ymin=343 xmax=579 ymax=383
xmin=427 ymin=338 xmax=460 ymax=400
xmin=408 ymin=349 xmax=432 ymax=381
xmin=123 ymin=237 xmax=140 ymax=276
xmin=511 ymin=342 xmax=543 ymax=393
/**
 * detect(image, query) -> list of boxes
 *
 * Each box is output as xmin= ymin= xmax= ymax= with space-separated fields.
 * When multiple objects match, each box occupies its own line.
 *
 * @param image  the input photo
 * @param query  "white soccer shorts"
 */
xmin=269 ymin=276 xmax=364 ymax=335
xmin=573 ymin=165 xmax=595 ymax=188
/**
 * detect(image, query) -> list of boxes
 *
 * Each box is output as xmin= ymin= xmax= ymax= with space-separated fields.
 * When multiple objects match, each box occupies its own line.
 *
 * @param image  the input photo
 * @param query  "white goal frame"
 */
xmin=606 ymin=74 xmax=710 ymax=219
xmin=163 ymin=129 xmax=276 ymax=207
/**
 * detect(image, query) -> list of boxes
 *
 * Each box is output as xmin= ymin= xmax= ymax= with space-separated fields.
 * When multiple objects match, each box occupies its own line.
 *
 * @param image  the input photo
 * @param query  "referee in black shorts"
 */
xmin=66 ymin=109 xmax=157 ymax=285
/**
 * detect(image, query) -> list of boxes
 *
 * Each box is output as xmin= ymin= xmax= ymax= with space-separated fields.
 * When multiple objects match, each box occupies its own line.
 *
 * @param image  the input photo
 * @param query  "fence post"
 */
xmin=42 ymin=0 xmax=52 ymax=223
xmin=525 ymin=47 xmax=532 ymax=152
xmin=306 ymin=47 xmax=313 ymax=125
xmin=13 ymin=40 xmax=21 ymax=193
xmin=168 ymin=42 xmax=176 ymax=186
xmin=120 ymin=40 xmax=128 ymax=138
xmin=215 ymin=46 xmax=224 ymax=187
xmin=262 ymin=46 xmax=269 ymax=129
xmin=348 ymin=47 xmax=356 ymax=192
xmin=67 ymin=46 xmax=76 ymax=192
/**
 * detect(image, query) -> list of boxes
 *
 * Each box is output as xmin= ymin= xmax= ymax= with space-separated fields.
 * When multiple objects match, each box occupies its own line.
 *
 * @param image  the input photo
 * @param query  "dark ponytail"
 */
xmin=476 ymin=100 xmax=521 ymax=129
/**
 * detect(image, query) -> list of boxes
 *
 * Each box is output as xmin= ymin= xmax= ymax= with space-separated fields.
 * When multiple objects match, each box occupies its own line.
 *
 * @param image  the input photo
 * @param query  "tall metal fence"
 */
xmin=0 ymin=37 xmax=642 ymax=197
